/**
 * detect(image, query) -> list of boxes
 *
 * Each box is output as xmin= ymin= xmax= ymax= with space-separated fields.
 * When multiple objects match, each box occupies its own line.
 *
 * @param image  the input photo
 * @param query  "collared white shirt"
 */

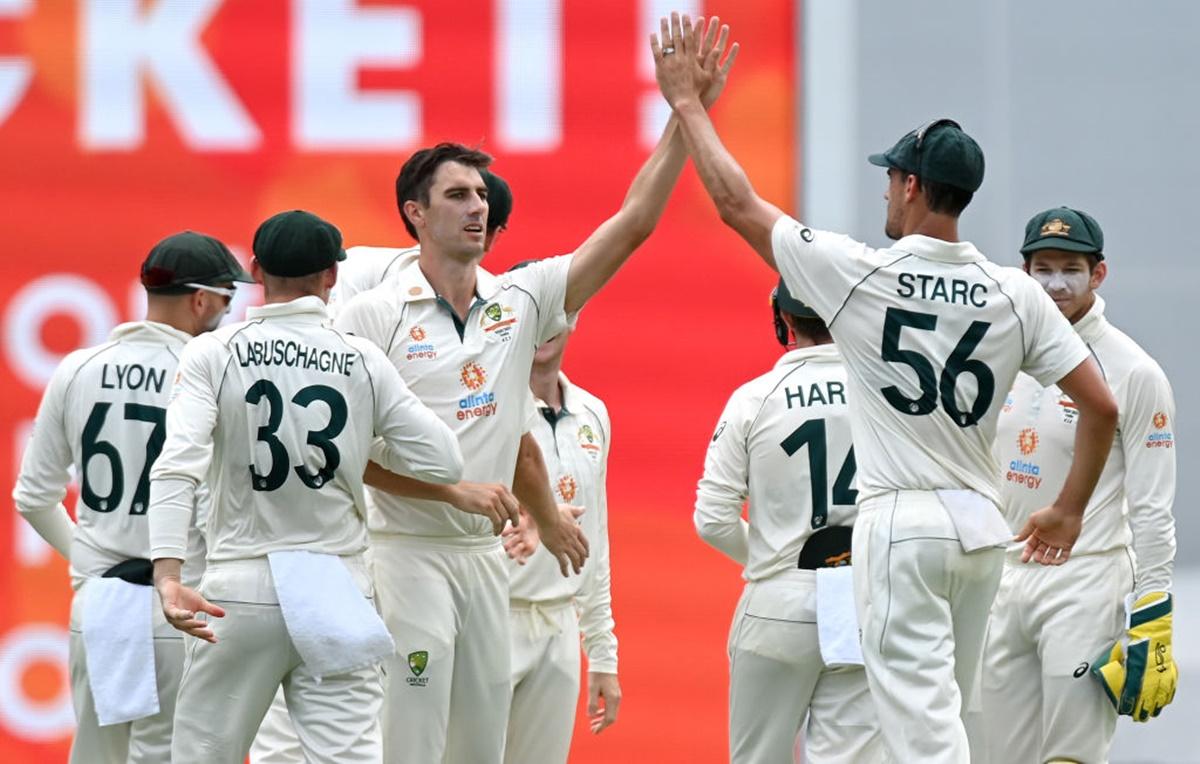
xmin=509 ymin=373 xmax=617 ymax=673
xmin=148 ymin=296 xmax=462 ymax=563
xmin=695 ymin=344 xmax=858 ymax=582
xmin=995 ymin=296 xmax=1176 ymax=594
xmin=772 ymin=218 xmax=1089 ymax=507
xmin=327 ymin=245 xmax=419 ymax=320
xmin=334 ymin=255 xmax=573 ymax=537
xmin=13 ymin=321 xmax=208 ymax=588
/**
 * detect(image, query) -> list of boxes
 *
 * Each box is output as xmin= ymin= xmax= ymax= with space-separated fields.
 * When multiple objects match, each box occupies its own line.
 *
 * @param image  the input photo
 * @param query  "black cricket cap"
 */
xmin=252 ymin=210 xmax=347 ymax=277
xmin=1020 ymin=207 xmax=1105 ymax=260
xmin=774 ymin=278 xmax=819 ymax=319
xmin=483 ymin=169 xmax=513 ymax=232
xmin=140 ymin=231 xmax=253 ymax=293
xmin=868 ymin=119 xmax=985 ymax=193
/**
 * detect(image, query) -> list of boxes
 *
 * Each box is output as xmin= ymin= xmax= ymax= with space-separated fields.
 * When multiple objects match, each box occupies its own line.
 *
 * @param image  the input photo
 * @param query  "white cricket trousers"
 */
xmin=67 ymin=579 xmax=183 ymax=764
xmin=171 ymin=557 xmax=384 ymax=764
xmin=852 ymin=491 xmax=1004 ymax=764
xmin=504 ymin=598 xmax=580 ymax=764
xmin=727 ymin=570 xmax=882 ymax=764
xmin=372 ymin=533 xmax=512 ymax=764
xmin=974 ymin=548 xmax=1133 ymax=764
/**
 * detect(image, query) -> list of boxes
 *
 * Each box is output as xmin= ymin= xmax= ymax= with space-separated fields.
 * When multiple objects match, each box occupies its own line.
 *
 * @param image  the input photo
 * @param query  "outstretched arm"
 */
xmin=652 ymin=12 xmax=782 ymax=268
xmin=564 ymin=15 xmax=736 ymax=313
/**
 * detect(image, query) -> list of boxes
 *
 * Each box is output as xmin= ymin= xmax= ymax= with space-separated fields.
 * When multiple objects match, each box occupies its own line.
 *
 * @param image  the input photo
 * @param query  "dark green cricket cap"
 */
xmin=252 ymin=210 xmax=347 ymax=277
xmin=1020 ymin=207 xmax=1104 ymax=259
xmin=140 ymin=231 xmax=253 ymax=293
xmin=773 ymin=279 xmax=819 ymax=319
xmin=868 ymin=119 xmax=985 ymax=193
xmin=482 ymin=169 xmax=513 ymax=232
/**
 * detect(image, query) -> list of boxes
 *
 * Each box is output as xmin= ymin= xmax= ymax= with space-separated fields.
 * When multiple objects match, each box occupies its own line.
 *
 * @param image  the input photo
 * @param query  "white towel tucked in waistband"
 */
xmin=81 ymin=578 xmax=159 ymax=725
xmin=815 ymin=566 xmax=864 ymax=667
xmin=268 ymin=551 xmax=395 ymax=679
xmin=936 ymin=489 xmax=1012 ymax=553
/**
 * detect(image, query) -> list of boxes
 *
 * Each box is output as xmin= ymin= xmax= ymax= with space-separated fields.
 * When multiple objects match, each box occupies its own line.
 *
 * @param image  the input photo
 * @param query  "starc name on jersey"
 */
xmin=1005 ymin=459 xmax=1042 ymax=490
xmin=457 ymin=391 xmax=497 ymax=421
xmin=896 ymin=273 xmax=989 ymax=307
xmin=234 ymin=340 xmax=358 ymax=376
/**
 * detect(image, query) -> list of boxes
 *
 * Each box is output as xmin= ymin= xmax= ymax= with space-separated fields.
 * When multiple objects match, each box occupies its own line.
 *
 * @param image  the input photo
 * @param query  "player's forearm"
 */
xmin=152 ymin=557 xmax=184 ymax=588
xmin=1053 ymin=405 xmax=1118 ymax=516
xmin=673 ymin=99 xmax=774 ymax=267
xmin=562 ymin=118 xmax=687 ymax=313
xmin=17 ymin=503 xmax=74 ymax=561
xmin=148 ymin=477 xmax=196 ymax=561
xmin=694 ymin=508 xmax=750 ymax=565
xmin=1127 ymin=495 xmax=1177 ymax=596
xmin=511 ymin=435 xmax=562 ymax=534
xmin=363 ymin=461 xmax=459 ymax=503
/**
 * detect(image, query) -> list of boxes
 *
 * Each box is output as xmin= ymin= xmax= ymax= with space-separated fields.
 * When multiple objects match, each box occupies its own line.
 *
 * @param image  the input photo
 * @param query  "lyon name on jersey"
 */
xmin=696 ymin=344 xmax=857 ymax=582
xmin=772 ymin=218 xmax=1090 ymax=507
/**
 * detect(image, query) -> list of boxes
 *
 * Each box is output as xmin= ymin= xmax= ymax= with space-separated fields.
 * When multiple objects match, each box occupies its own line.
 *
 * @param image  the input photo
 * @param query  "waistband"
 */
xmin=369 ymin=532 xmax=502 ymax=553
xmin=747 ymin=568 xmax=818 ymax=587
xmin=509 ymin=595 xmax=575 ymax=611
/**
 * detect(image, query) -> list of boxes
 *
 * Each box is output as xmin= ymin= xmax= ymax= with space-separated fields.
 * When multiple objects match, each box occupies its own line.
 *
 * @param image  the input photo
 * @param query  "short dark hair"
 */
xmin=1023 ymin=251 xmax=1103 ymax=273
xmin=917 ymin=176 xmax=973 ymax=217
xmin=785 ymin=314 xmax=833 ymax=345
xmin=395 ymin=143 xmax=492 ymax=240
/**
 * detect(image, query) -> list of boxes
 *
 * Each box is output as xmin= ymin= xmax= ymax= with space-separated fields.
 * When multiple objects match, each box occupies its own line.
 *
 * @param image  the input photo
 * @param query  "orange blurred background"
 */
xmin=0 ymin=1 xmax=795 ymax=759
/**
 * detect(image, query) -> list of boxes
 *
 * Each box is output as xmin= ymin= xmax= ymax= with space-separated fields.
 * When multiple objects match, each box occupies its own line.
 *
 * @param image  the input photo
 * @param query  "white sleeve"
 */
xmin=1014 ymin=274 xmax=1092 ymax=386
xmin=329 ymin=246 xmax=414 ymax=321
xmin=334 ymin=292 xmax=394 ymax=352
xmin=694 ymin=393 xmax=751 ymax=565
xmin=1119 ymin=362 xmax=1177 ymax=596
xmin=771 ymin=215 xmax=879 ymax=323
xmin=510 ymin=255 xmax=573 ymax=343
xmin=12 ymin=356 xmax=80 ymax=559
xmin=148 ymin=336 xmax=221 ymax=560
xmin=578 ymin=402 xmax=617 ymax=674
xmin=363 ymin=342 xmax=464 ymax=485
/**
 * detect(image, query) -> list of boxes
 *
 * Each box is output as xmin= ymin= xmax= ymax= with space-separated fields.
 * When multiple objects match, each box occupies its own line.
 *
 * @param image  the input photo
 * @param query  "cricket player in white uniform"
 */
xmin=147 ymin=210 xmax=467 ymax=764
xmin=250 ymin=171 xmax=516 ymax=764
xmin=695 ymin=280 xmax=883 ymax=764
xmin=503 ymin=318 xmax=620 ymax=764
xmin=975 ymin=207 xmax=1178 ymax=763
xmin=333 ymin=20 xmax=734 ymax=763
xmin=12 ymin=231 xmax=250 ymax=764
xmin=651 ymin=15 xmax=1119 ymax=762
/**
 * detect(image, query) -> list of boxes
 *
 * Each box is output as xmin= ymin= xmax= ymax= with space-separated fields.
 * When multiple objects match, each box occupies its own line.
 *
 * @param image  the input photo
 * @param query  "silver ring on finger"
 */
xmin=662 ymin=46 xmax=676 ymax=55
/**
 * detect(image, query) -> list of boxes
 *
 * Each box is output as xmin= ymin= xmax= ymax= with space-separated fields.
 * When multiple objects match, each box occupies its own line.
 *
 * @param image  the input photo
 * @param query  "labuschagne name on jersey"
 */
xmin=897 ymin=273 xmax=988 ymax=307
xmin=100 ymin=363 xmax=168 ymax=393
xmin=784 ymin=380 xmax=846 ymax=410
xmin=235 ymin=339 xmax=358 ymax=376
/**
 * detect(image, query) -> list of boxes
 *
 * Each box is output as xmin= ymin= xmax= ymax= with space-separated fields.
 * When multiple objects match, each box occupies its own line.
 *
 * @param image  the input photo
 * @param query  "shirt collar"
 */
xmin=773 ymin=343 xmax=841 ymax=369
xmin=108 ymin=320 xmax=194 ymax=346
xmin=892 ymin=234 xmax=986 ymax=264
xmin=245 ymin=295 xmax=328 ymax=322
xmin=533 ymin=371 xmax=577 ymax=415
xmin=394 ymin=258 xmax=501 ymax=304
xmin=1073 ymin=294 xmax=1108 ymax=344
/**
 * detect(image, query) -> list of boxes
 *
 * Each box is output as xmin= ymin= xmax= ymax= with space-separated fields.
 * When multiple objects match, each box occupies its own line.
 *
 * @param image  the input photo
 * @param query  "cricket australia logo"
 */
xmin=481 ymin=302 xmax=518 ymax=342
xmin=406 ymin=651 xmax=429 ymax=687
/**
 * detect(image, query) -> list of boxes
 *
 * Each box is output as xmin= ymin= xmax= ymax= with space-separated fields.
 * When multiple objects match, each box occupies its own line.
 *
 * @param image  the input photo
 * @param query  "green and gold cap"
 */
xmin=868 ymin=119 xmax=985 ymax=193
xmin=1020 ymin=206 xmax=1104 ymax=259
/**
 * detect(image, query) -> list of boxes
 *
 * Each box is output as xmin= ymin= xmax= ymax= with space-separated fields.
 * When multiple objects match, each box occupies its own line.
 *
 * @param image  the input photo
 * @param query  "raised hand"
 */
xmin=652 ymin=13 xmax=739 ymax=110
xmin=697 ymin=17 xmax=739 ymax=109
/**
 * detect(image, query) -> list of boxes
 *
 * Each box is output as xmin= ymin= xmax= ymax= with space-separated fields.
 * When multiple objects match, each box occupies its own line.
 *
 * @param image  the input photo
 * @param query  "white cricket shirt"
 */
xmin=508 ymin=374 xmax=617 ymax=673
xmin=13 ymin=321 xmax=208 ymax=588
xmin=334 ymin=255 xmax=572 ymax=537
xmin=148 ymin=297 xmax=463 ymax=562
xmin=995 ymin=296 xmax=1176 ymax=594
xmin=327 ymin=245 xmax=419 ymax=320
xmin=773 ymin=218 xmax=1090 ymax=507
xmin=695 ymin=345 xmax=858 ymax=582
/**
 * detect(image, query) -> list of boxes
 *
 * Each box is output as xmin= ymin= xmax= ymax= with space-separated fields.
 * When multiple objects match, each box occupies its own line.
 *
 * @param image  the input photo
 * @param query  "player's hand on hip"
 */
xmin=1092 ymin=591 xmax=1179 ymax=721
xmin=449 ymin=481 xmax=520 ymax=535
xmin=157 ymin=578 xmax=225 ymax=644
xmin=1014 ymin=503 xmax=1082 ymax=565
xmin=588 ymin=671 xmax=622 ymax=734
xmin=539 ymin=505 xmax=589 ymax=576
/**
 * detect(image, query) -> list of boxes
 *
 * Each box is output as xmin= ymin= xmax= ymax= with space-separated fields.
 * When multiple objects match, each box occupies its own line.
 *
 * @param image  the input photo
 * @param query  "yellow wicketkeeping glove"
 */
xmin=1091 ymin=591 xmax=1178 ymax=721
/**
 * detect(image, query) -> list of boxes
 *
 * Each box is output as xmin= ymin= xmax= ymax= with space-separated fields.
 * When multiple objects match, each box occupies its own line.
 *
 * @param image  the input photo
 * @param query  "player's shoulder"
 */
xmin=1097 ymin=322 xmax=1171 ymax=390
xmin=497 ymin=254 xmax=572 ymax=291
xmin=344 ymin=245 xmax=420 ymax=281
xmin=566 ymin=380 xmax=609 ymax=422
xmin=53 ymin=340 xmax=120 ymax=384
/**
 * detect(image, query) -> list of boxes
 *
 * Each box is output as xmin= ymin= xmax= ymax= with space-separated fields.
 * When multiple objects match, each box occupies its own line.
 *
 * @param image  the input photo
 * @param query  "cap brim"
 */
xmin=867 ymin=152 xmax=894 ymax=168
xmin=1019 ymin=238 xmax=1103 ymax=257
xmin=232 ymin=267 xmax=256 ymax=283
xmin=336 ymin=248 xmax=348 ymax=262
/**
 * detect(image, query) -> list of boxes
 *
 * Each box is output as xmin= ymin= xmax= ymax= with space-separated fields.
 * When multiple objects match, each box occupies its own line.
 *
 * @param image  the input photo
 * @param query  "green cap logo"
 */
xmin=408 ymin=651 xmax=428 ymax=677
xmin=485 ymin=303 xmax=503 ymax=322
